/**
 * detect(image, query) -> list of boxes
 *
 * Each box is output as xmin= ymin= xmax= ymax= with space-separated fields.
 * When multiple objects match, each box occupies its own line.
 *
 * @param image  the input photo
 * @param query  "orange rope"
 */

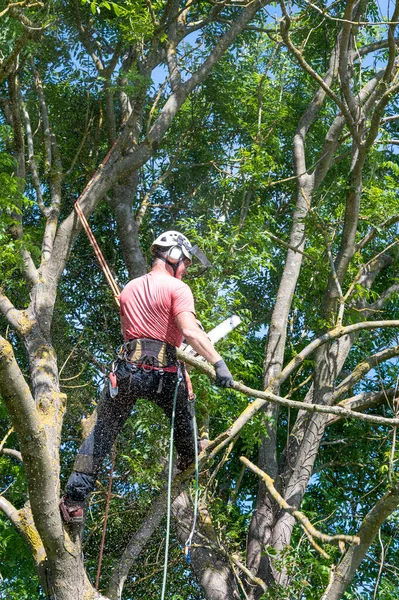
xmin=74 ymin=182 xmax=121 ymax=586
xmin=74 ymin=202 xmax=120 ymax=306
xmin=96 ymin=442 xmax=117 ymax=590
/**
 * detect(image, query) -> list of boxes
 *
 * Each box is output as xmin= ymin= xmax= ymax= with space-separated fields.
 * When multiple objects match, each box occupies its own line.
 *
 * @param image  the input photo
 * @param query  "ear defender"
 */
xmin=167 ymin=245 xmax=183 ymax=264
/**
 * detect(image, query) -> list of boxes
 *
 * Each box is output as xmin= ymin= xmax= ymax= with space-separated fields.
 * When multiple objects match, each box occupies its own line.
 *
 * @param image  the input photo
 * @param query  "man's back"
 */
xmin=120 ymin=270 xmax=195 ymax=347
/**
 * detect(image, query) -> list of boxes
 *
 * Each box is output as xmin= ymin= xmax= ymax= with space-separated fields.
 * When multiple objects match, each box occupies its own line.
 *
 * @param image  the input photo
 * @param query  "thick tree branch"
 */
xmin=0 ymin=496 xmax=20 ymax=526
xmin=32 ymin=62 xmax=51 ymax=172
xmin=166 ymin=0 xmax=182 ymax=92
xmin=325 ymin=388 xmax=399 ymax=425
xmin=275 ymin=320 xmax=399 ymax=387
xmin=0 ymin=336 xmax=64 ymax=558
xmin=338 ymin=0 xmax=358 ymax=120
xmin=176 ymin=347 xmax=399 ymax=463
xmin=21 ymin=99 xmax=46 ymax=214
xmin=313 ymin=66 xmax=385 ymax=189
xmin=279 ymin=5 xmax=359 ymax=142
xmin=0 ymin=292 xmax=24 ymax=332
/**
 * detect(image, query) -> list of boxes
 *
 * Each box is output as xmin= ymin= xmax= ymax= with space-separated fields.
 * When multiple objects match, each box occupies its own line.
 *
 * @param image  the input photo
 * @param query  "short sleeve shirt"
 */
xmin=119 ymin=270 xmax=196 ymax=347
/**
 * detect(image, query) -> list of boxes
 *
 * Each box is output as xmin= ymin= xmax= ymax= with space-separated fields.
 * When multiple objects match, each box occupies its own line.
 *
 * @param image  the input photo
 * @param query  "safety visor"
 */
xmin=178 ymin=235 xmax=213 ymax=269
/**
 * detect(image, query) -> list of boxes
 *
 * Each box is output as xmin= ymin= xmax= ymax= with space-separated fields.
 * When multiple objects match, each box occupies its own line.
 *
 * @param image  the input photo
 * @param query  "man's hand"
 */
xmin=213 ymin=359 xmax=233 ymax=388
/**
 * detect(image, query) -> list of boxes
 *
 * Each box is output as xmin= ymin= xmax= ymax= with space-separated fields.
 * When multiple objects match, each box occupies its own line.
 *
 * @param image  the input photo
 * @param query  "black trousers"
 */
xmin=65 ymin=360 xmax=195 ymax=502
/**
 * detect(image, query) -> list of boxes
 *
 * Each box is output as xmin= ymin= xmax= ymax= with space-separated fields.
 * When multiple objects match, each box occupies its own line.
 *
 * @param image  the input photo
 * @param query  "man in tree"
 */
xmin=60 ymin=231 xmax=233 ymax=523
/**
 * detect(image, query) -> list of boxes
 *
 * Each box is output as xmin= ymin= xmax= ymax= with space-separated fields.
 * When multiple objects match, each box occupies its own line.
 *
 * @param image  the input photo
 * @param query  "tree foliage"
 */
xmin=0 ymin=0 xmax=399 ymax=599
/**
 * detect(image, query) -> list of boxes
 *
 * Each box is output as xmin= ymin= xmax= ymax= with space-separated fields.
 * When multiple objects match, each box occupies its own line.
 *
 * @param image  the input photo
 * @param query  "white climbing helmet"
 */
xmin=151 ymin=230 xmax=193 ymax=262
xmin=151 ymin=230 xmax=213 ymax=269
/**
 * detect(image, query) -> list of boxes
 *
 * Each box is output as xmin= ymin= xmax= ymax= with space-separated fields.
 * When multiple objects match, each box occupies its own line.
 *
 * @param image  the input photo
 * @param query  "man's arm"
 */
xmin=175 ymin=311 xmax=233 ymax=387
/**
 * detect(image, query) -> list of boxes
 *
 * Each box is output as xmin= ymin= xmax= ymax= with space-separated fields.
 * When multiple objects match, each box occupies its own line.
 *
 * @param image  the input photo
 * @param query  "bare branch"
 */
xmin=32 ymin=62 xmax=51 ymax=172
xmin=320 ymin=481 xmax=399 ymax=599
xmin=332 ymin=345 xmax=399 ymax=402
xmin=279 ymin=5 xmax=358 ymax=142
xmin=314 ymin=65 xmax=386 ymax=188
xmin=356 ymin=215 xmax=399 ymax=250
xmin=263 ymin=230 xmax=317 ymax=261
xmin=300 ymin=0 xmax=399 ymax=26
xmin=363 ymin=0 xmax=399 ymax=152
xmin=381 ymin=114 xmax=399 ymax=123
xmin=338 ymin=0 xmax=358 ymax=120
xmin=357 ymin=38 xmax=399 ymax=59
xmin=0 ymin=496 xmax=20 ymax=527
xmin=29 ymin=65 xmax=63 ymax=263
xmin=166 ymin=0 xmax=182 ymax=92
xmin=0 ymin=427 xmax=14 ymax=451
xmin=1 ymin=448 xmax=23 ymax=462
xmin=20 ymin=99 xmax=46 ymax=214
xmin=325 ymin=388 xmax=399 ymax=426
xmin=367 ymin=284 xmax=399 ymax=312
xmin=275 ymin=320 xmax=399 ymax=387
xmin=241 ymin=457 xmax=360 ymax=547
xmin=175 ymin=345 xmax=399 ymax=463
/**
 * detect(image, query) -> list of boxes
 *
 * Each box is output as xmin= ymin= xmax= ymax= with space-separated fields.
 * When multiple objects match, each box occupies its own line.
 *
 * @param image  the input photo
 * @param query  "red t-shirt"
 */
xmin=119 ymin=270 xmax=195 ymax=347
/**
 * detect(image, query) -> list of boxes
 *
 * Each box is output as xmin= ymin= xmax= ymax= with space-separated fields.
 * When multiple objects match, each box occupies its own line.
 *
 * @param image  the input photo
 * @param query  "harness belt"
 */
xmin=123 ymin=337 xmax=177 ymax=367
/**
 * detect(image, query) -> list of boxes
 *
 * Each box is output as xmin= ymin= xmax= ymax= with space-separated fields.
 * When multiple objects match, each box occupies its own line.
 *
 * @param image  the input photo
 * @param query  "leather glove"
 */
xmin=213 ymin=359 xmax=233 ymax=388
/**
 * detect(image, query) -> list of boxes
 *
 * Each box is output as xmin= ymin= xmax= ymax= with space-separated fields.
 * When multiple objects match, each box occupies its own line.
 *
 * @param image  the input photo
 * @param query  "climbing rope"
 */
xmin=74 ymin=201 xmax=121 ymax=307
xmin=161 ymin=372 xmax=183 ymax=600
xmin=161 ymin=380 xmax=200 ymax=598
xmin=184 ymin=411 xmax=199 ymax=564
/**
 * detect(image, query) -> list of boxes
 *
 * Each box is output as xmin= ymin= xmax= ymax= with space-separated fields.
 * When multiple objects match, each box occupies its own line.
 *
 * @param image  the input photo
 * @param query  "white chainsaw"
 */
xmin=180 ymin=315 xmax=241 ymax=361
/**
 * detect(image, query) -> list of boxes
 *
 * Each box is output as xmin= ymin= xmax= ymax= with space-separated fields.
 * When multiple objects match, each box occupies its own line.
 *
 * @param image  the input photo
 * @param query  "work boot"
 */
xmin=59 ymin=496 xmax=85 ymax=524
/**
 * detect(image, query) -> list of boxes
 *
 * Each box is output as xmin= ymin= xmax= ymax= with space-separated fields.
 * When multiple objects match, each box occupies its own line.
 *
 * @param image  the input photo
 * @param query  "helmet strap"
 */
xmin=155 ymin=253 xmax=184 ymax=277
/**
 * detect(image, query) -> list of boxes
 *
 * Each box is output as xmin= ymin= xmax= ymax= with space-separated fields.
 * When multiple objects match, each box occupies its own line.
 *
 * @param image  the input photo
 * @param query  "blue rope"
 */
xmin=184 ymin=412 xmax=199 ymax=564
